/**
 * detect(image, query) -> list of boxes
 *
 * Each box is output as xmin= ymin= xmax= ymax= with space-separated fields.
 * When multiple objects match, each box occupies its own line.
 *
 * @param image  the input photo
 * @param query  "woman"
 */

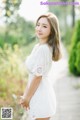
xmin=19 ymin=12 xmax=62 ymax=120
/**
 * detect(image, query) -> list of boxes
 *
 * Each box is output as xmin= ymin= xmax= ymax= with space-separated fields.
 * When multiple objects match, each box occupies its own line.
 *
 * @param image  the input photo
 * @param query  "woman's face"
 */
xmin=35 ymin=17 xmax=51 ymax=43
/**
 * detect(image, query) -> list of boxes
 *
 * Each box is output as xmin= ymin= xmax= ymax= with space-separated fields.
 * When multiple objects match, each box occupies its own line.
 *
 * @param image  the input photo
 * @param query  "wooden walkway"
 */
xmin=51 ymin=69 xmax=80 ymax=120
xmin=51 ymin=44 xmax=80 ymax=120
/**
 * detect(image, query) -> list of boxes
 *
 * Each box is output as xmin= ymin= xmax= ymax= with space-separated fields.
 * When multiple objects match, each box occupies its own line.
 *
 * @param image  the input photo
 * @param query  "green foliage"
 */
xmin=14 ymin=16 xmax=35 ymax=45
xmin=63 ymin=28 xmax=72 ymax=44
xmin=0 ymin=79 xmax=7 ymax=98
xmin=62 ymin=26 xmax=73 ymax=52
xmin=75 ymin=42 xmax=80 ymax=73
xmin=0 ymin=40 xmax=37 ymax=120
xmin=1 ymin=0 xmax=21 ymax=23
xmin=0 ymin=40 xmax=37 ymax=103
xmin=0 ymin=16 xmax=35 ymax=47
xmin=0 ymin=43 xmax=27 ymax=81
xmin=0 ymin=43 xmax=27 ymax=100
xmin=69 ymin=20 xmax=80 ymax=76
xmin=48 ymin=0 xmax=75 ymax=33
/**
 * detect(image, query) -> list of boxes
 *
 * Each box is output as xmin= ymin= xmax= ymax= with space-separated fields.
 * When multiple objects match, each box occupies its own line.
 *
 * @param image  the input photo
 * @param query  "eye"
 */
xmin=43 ymin=26 xmax=47 ymax=28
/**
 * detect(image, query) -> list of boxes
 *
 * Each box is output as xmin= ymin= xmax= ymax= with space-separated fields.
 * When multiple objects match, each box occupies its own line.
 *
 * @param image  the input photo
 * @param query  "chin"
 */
xmin=37 ymin=36 xmax=45 ymax=39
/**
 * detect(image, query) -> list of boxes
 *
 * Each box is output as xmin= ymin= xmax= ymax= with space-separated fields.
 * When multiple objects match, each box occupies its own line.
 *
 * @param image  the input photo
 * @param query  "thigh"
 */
xmin=35 ymin=117 xmax=50 ymax=120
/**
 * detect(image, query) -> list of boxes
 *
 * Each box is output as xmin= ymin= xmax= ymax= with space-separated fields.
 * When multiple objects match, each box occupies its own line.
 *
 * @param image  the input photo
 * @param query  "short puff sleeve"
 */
xmin=31 ymin=45 xmax=48 ymax=77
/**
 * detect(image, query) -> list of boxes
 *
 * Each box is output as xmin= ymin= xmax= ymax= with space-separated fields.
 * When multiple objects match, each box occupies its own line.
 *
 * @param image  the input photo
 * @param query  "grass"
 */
xmin=0 ymin=40 xmax=37 ymax=120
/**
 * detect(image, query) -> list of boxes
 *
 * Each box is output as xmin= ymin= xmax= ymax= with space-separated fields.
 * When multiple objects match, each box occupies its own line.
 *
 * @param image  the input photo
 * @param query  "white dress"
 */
xmin=25 ymin=43 xmax=56 ymax=120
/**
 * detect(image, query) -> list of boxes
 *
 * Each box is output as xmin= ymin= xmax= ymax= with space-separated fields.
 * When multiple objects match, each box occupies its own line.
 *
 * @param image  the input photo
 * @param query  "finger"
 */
xmin=27 ymin=106 xmax=30 ymax=111
xmin=19 ymin=98 xmax=24 ymax=104
xmin=19 ymin=100 xmax=23 ymax=105
xmin=21 ymin=103 xmax=26 ymax=108
xmin=19 ymin=100 xmax=22 ymax=104
xmin=21 ymin=102 xmax=24 ymax=106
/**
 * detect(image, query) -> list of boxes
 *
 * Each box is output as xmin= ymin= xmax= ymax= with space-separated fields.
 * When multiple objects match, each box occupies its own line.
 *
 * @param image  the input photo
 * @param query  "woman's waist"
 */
xmin=28 ymin=73 xmax=52 ymax=86
xmin=29 ymin=72 xmax=48 ymax=77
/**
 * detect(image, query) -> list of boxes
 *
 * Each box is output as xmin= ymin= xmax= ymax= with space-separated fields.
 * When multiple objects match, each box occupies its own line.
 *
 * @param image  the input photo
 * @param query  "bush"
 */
xmin=0 ymin=40 xmax=37 ymax=106
xmin=69 ymin=20 xmax=80 ymax=76
xmin=0 ymin=43 xmax=28 ymax=102
xmin=75 ymin=42 xmax=80 ymax=73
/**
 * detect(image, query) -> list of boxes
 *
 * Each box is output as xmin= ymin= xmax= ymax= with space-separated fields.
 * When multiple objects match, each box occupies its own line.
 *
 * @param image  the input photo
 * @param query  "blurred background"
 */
xmin=0 ymin=0 xmax=80 ymax=120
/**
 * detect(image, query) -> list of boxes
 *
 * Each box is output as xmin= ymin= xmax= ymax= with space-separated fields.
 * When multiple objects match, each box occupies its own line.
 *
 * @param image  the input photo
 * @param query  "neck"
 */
xmin=39 ymin=38 xmax=48 ymax=45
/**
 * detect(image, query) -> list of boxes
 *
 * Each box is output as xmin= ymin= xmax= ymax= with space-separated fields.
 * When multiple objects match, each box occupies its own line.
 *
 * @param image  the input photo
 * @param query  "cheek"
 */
xmin=45 ymin=28 xmax=51 ymax=36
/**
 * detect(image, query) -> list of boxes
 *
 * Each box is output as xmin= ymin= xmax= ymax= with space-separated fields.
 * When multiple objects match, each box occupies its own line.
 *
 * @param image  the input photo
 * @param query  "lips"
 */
xmin=37 ymin=32 xmax=43 ymax=35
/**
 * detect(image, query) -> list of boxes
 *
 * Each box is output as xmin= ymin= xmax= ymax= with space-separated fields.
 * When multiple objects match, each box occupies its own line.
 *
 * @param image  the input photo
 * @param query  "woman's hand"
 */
xmin=19 ymin=96 xmax=30 ymax=110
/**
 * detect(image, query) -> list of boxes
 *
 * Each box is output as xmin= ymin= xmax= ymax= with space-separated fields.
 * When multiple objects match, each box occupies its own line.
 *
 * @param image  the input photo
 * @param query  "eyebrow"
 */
xmin=42 ymin=23 xmax=48 ymax=26
xmin=37 ymin=22 xmax=48 ymax=26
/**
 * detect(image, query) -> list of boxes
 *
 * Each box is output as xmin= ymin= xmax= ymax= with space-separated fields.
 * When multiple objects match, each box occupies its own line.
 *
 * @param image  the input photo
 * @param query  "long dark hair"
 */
xmin=36 ymin=12 xmax=62 ymax=61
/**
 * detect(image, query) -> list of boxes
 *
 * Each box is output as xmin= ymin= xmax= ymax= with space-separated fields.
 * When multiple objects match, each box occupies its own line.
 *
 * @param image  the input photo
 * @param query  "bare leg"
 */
xmin=35 ymin=117 xmax=50 ymax=120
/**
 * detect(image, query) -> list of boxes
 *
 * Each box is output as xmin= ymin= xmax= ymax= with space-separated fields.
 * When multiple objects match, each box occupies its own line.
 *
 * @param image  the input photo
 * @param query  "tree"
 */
xmin=0 ymin=0 xmax=21 ymax=24
xmin=0 ymin=0 xmax=22 ymax=41
xmin=69 ymin=20 xmax=80 ymax=76
xmin=72 ymin=0 xmax=75 ymax=27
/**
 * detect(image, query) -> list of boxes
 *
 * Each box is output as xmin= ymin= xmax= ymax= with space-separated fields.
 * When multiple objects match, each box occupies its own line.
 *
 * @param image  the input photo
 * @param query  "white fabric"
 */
xmin=25 ymin=43 xmax=57 ymax=119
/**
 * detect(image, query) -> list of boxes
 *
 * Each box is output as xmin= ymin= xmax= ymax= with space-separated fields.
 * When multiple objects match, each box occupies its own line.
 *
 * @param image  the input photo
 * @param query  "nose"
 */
xmin=37 ymin=25 xmax=42 ymax=32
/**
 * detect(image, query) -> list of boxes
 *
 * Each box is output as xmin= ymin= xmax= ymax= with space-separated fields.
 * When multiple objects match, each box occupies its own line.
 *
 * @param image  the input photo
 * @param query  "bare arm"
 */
xmin=19 ymin=75 xmax=42 ymax=108
xmin=23 ymin=75 xmax=42 ymax=101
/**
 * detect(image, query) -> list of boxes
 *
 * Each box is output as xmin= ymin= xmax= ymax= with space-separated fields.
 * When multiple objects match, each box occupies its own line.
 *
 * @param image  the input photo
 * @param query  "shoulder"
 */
xmin=33 ymin=44 xmax=48 ymax=58
xmin=38 ymin=44 xmax=52 ymax=56
xmin=31 ymin=43 xmax=39 ymax=54
xmin=38 ymin=43 xmax=49 ymax=52
xmin=34 ymin=43 xmax=52 ymax=57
